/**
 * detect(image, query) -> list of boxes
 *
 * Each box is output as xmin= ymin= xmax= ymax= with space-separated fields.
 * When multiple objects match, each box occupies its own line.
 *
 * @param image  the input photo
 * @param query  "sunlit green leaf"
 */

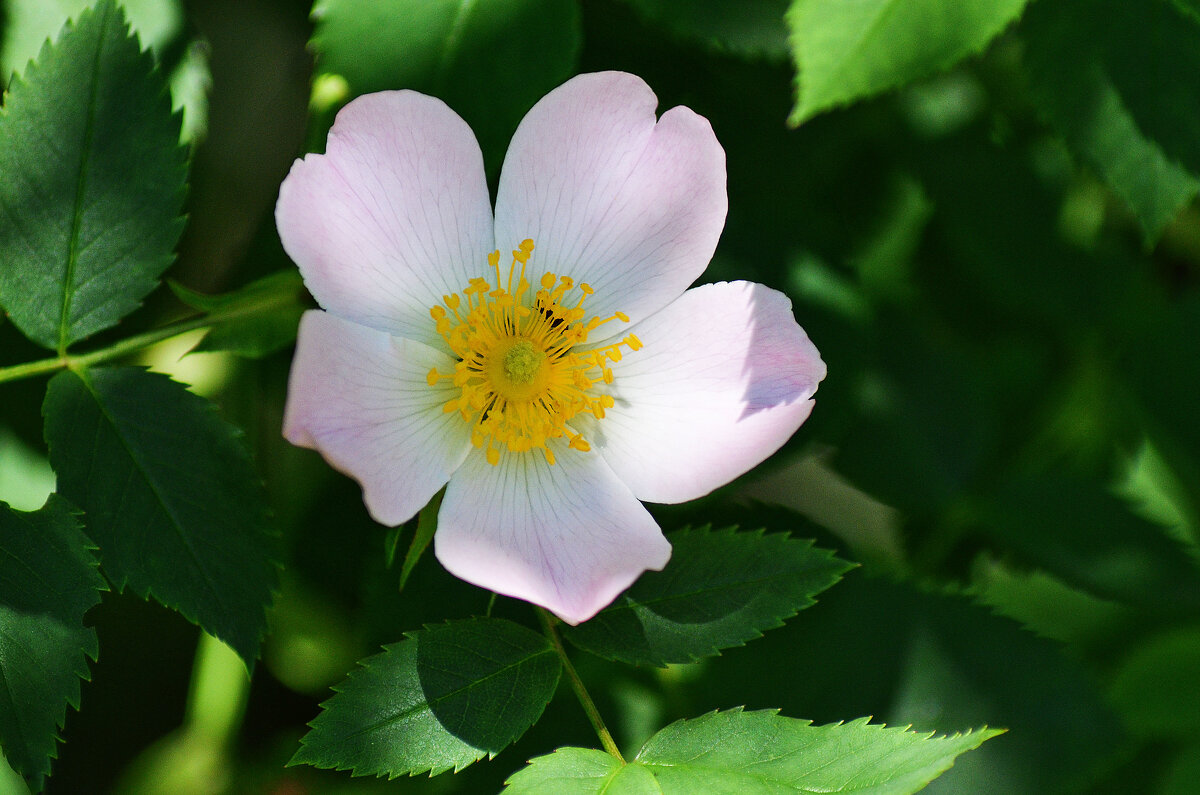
xmin=787 ymin=0 xmax=1029 ymax=125
xmin=1023 ymin=0 xmax=1200 ymax=243
xmin=42 ymin=367 xmax=278 ymax=665
xmin=563 ymin=526 xmax=852 ymax=666
xmin=292 ymin=617 xmax=561 ymax=777
xmin=169 ymin=270 xmax=307 ymax=359
xmin=0 ymin=0 xmax=186 ymax=351
xmin=506 ymin=711 xmax=1001 ymax=794
xmin=503 ymin=748 xmax=650 ymax=794
xmin=0 ymin=496 xmax=105 ymax=791
xmin=311 ymin=0 xmax=580 ymax=168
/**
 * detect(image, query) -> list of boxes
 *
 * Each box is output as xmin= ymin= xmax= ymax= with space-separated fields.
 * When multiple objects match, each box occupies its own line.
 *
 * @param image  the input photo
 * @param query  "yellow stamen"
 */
xmin=427 ymin=240 xmax=639 ymax=466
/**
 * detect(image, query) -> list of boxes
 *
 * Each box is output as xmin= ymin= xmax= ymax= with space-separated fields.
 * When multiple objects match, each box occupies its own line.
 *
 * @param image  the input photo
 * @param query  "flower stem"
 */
xmin=0 ymin=282 xmax=301 ymax=386
xmin=536 ymin=607 xmax=625 ymax=763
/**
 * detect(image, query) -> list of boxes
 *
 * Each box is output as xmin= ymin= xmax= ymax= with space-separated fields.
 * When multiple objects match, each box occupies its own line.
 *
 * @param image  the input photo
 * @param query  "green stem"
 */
xmin=537 ymin=607 xmax=625 ymax=762
xmin=184 ymin=632 xmax=250 ymax=744
xmin=0 ymin=286 xmax=299 ymax=385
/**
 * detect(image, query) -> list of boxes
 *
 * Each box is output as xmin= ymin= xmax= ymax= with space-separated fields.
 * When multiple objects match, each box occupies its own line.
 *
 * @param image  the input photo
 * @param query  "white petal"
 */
xmin=436 ymin=443 xmax=672 ymax=625
xmin=276 ymin=91 xmax=494 ymax=350
xmin=283 ymin=310 xmax=472 ymax=525
xmin=589 ymin=281 xmax=826 ymax=504
xmin=494 ymin=72 xmax=726 ymax=334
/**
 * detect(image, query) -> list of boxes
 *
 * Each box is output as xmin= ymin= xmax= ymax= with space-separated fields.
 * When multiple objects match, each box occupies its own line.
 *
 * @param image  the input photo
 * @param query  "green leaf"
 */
xmin=621 ymin=0 xmax=790 ymax=60
xmin=0 ymin=425 xmax=55 ymax=512
xmin=507 ymin=711 xmax=1001 ymax=794
xmin=0 ymin=0 xmax=186 ymax=352
xmin=398 ymin=489 xmax=441 ymax=591
xmin=311 ymin=0 xmax=580 ymax=168
xmin=503 ymin=748 xmax=651 ymax=794
xmin=975 ymin=474 xmax=1200 ymax=615
xmin=1175 ymin=0 xmax=1200 ymax=23
xmin=1102 ymin=0 xmax=1200 ymax=179
xmin=563 ymin=526 xmax=853 ymax=666
xmin=680 ymin=568 xmax=1120 ymax=791
xmin=786 ymin=0 xmax=1029 ymax=125
xmin=1123 ymin=298 xmax=1200 ymax=530
xmin=1108 ymin=626 xmax=1200 ymax=740
xmin=169 ymin=270 xmax=308 ymax=359
xmin=0 ymin=496 xmax=105 ymax=791
xmin=1023 ymin=0 xmax=1200 ymax=243
xmin=0 ymin=0 xmax=183 ymax=77
xmin=292 ymin=617 xmax=561 ymax=778
xmin=42 ymin=367 xmax=278 ymax=665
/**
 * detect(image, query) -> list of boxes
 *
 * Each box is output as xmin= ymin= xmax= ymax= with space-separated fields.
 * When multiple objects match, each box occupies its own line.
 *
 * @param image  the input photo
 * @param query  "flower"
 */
xmin=277 ymin=71 xmax=826 ymax=624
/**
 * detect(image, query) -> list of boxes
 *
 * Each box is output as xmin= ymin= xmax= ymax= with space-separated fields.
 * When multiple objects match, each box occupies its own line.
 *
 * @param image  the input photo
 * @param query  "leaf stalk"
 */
xmin=0 ymin=283 xmax=302 ymax=385
xmin=536 ymin=607 xmax=625 ymax=763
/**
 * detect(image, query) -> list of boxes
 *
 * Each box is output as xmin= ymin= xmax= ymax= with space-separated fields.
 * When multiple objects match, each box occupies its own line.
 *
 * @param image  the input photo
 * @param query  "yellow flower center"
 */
xmin=426 ymin=239 xmax=641 ymax=466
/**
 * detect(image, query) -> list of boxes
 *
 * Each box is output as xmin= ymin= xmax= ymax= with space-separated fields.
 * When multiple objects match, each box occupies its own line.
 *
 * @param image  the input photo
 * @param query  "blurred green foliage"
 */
xmin=1 ymin=0 xmax=1199 ymax=792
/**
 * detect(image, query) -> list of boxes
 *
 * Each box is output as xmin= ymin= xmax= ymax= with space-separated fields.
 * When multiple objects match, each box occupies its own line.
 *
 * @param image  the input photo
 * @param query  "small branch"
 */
xmin=0 ymin=285 xmax=301 ymax=386
xmin=537 ymin=607 xmax=625 ymax=762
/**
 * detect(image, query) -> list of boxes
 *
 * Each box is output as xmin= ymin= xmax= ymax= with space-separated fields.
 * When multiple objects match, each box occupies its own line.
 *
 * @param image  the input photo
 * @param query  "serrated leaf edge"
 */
xmin=568 ymin=524 xmax=856 ymax=666
xmin=290 ymin=616 xmax=559 ymax=779
xmin=786 ymin=0 xmax=1032 ymax=126
xmin=44 ymin=367 xmax=279 ymax=668
xmin=0 ymin=495 xmax=107 ymax=787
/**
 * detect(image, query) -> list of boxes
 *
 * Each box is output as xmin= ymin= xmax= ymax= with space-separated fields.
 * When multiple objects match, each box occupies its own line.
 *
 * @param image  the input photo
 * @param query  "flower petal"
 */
xmin=589 ymin=281 xmax=826 ymax=504
xmin=283 ymin=310 xmax=472 ymax=525
xmin=436 ymin=444 xmax=672 ymax=624
xmin=494 ymin=71 xmax=726 ymax=334
xmin=276 ymin=91 xmax=494 ymax=350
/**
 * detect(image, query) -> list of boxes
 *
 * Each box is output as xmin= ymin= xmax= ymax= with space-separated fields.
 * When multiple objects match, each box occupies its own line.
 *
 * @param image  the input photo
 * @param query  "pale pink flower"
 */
xmin=277 ymin=72 xmax=825 ymax=624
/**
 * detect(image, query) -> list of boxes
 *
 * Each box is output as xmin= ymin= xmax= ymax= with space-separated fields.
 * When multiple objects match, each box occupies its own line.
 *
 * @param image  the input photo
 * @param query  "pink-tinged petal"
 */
xmin=494 ymin=71 xmax=726 ymax=334
xmin=276 ymin=91 xmax=494 ymax=350
xmin=589 ymin=281 xmax=826 ymax=504
xmin=436 ymin=444 xmax=672 ymax=625
xmin=283 ymin=310 xmax=472 ymax=525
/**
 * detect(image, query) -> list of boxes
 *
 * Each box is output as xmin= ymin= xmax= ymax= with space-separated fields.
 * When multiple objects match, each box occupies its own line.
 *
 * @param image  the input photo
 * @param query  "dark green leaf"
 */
xmin=563 ymin=526 xmax=852 ymax=666
xmin=1023 ymin=0 xmax=1200 ymax=243
xmin=398 ymin=489 xmax=441 ymax=591
xmin=621 ymin=0 xmax=790 ymax=60
xmin=0 ymin=0 xmax=186 ymax=351
xmin=292 ymin=617 xmax=561 ymax=777
xmin=0 ymin=496 xmax=105 ymax=791
xmin=1101 ymin=0 xmax=1200 ymax=179
xmin=506 ymin=711 xmax=1001 ymax=794
xmin=42 ymin=367 xmax=278 ymax=665
xmin=787 ymin=0 xmax=1029 ymax=125
xmin=1175 ymin=0 xmax=1200 ymax=22
xmin=169 ymin=270 xmax=307 ymax=359
xmin=686 ymin=574 xmax=1121 ymax=792
xmin=1108 ymin=626 xmax=1200 ymax=739
xmin=976 ymin=474 xmax=1200 ymax=615
xmin=1123 ymin=298 xmax=1200 ymax=530
xmin=311 ymin=0 xmax=580 ymax=169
